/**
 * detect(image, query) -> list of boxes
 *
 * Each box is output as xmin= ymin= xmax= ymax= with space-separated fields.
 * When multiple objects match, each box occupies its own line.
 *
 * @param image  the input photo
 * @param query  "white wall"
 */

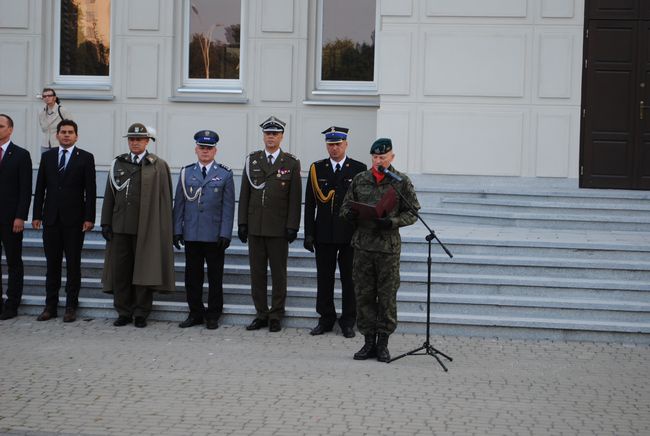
xmin=0 ymin=0 xmax=378 ymax=173
xmin=377 ymin=0 xmax=584 ymax=178
xmin=0 ymin=0 xmax=585 ymax=179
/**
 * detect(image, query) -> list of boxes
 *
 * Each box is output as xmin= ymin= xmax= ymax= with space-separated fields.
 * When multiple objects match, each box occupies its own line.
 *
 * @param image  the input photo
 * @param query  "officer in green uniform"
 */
xmin=340 ymin=138 xmax=420 ymax=362
xmin=101 ymin=123 xmax=175 ymax=328
xmin=238 ymin=116 xmax=302 ymax=332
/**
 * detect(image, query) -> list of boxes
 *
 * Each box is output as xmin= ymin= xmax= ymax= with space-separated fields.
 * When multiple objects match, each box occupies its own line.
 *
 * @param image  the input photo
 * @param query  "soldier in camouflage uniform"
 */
xmin=340 ymin=138 xmax=420 ymax=362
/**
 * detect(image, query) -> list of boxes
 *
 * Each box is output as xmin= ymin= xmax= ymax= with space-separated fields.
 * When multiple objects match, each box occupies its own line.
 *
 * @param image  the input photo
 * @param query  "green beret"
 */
xmin=370 ymin=138 xmax=392 ymax=155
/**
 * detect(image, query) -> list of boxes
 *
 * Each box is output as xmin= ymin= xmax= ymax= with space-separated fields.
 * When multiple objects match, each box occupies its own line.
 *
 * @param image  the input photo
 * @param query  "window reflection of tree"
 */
xmin=188 ymin=23 xmax=241 ymax=79
xmin=321 ymin=32 xmax=375 ymax=82
xmin=60 ymin=0 xmax=110 ymax=76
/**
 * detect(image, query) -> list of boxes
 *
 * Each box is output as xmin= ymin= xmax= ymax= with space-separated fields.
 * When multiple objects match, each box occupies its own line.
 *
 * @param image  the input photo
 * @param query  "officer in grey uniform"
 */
xmin=173 ymin=130 xmax=235 ymax=330
xmin=340 ymin=138 xmax=420 ymax=362
xmin=238 ymin=116 xmax=302 ymax=333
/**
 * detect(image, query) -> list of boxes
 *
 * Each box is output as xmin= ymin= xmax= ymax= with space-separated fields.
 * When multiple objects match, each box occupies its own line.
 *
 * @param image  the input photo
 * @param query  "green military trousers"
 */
xmin=353 ymin=248 xmax=401 ymax=336
xmin=110 ymin=233 xmax=154 ymax=319
xmin=247 ymin=235 xmax=289 ymax=321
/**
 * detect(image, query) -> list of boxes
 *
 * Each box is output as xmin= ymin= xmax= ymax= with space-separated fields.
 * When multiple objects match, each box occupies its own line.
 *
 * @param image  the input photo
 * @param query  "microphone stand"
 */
xmin=383 ymin=172 xmax=454 ymax=371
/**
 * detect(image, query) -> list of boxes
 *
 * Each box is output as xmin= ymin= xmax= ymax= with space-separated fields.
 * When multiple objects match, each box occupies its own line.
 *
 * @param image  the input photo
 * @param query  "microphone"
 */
xmin=377 ymin=165 xmax=403 ymax=182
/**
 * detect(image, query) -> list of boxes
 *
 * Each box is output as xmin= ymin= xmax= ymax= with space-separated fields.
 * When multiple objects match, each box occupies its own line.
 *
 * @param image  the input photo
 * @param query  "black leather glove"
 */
xmin=374 ymin=217 xmax=393 ymax=230
xmin=238 ymin=224 xmax=248 ymax=244
xmin=303 ymin=235 xmax=315 ymax=253
xmin=216 ymin=237 xmax=231 ymax=251
xmin=286 ymin=228 xmax=298 ymax=243
xmin=173 ymin=234 xmax=184 ymax=250
xmin=101 ymin=225 xmax=113 ymax=241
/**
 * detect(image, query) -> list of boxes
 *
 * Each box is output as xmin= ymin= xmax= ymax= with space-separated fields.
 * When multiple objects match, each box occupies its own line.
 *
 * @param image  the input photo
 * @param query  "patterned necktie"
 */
xmin=267 ymin=154 xmax=273 ymax=166
xmin=132 ymin=154 xmax=139 ymax=165
xmin=202 ymin=166 xmax=207 ymax=178
xmin=58 ymin=149 xmax=67 ymax=173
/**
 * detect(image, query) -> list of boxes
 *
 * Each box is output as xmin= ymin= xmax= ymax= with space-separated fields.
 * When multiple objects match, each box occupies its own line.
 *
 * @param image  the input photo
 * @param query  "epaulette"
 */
xmin=218 ymin=162 xmax=232 ymax=172
xmin=283 ymin=152 xmax=297 ymax=160
xmin=184 ymin=163 xmax=195 ymax=168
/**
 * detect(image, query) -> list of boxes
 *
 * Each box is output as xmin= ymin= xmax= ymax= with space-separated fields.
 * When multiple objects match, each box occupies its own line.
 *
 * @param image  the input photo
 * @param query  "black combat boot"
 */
xmin=376 ymin=333 xmax=390 ymax=362
xmin=353 ymin=334 xmax=377 ymax=360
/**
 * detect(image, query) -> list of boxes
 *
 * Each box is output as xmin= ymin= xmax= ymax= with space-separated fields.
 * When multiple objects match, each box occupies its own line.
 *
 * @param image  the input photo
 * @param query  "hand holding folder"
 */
xmin=349 ymin=187 xmax=397 ymax=220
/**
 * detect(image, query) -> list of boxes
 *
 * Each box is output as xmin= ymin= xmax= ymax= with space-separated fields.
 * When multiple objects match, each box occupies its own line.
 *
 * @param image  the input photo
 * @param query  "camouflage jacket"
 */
xmin=340 ymin=166 xmax=419 ymax=254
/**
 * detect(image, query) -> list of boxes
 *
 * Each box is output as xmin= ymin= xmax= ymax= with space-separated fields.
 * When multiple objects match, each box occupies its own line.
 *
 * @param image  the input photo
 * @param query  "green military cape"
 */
xmin=101 ymin=153 xmax=175 ymax=294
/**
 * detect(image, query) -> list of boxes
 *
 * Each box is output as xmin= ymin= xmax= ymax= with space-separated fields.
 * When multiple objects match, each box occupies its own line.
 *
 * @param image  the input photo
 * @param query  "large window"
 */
xmin=56 ymin=0 xmax=111 ymax=84
xmin=183 ymin=0 xmax=242 ymax=90
xmin=317 ymin=0 xmax=376 ymax=92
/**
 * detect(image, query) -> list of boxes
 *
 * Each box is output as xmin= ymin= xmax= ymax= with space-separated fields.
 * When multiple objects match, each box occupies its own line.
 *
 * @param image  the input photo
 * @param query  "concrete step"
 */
xmin=440 ymin=196 xmax=650 ymax=216
xmin=423 ymin=207 xmax=650 ymax=231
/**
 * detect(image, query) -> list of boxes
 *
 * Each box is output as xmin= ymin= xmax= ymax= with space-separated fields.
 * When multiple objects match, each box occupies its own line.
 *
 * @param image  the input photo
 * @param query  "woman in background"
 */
xmin=38 ymin=87 xmax=72 ymax=153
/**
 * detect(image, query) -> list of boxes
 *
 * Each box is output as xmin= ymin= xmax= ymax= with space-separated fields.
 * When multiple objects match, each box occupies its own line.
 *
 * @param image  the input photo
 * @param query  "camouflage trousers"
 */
xmin=352 ymin=248 xmax=401 ymax=336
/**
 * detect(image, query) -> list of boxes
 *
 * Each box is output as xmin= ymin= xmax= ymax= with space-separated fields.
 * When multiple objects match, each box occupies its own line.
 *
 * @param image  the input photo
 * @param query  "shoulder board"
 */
xmin=184 ymin=163 xmax=195 ymax=169
xmin=318 ymin=158 xmax=329 ymax=164
xmin=249 ymin=150 xmax=263 ymax=157
xmin=283 ymin=152 xmax=297 ymax=160
xmin=116 ymin=153 xmax=130 ymax=162
xmin=217 ymin=163 xmax=232 ymax=172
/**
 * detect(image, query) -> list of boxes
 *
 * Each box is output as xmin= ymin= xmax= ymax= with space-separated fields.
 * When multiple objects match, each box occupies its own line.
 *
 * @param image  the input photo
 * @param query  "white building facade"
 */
xmin=0 ymin=0 xmax=584 ymax=178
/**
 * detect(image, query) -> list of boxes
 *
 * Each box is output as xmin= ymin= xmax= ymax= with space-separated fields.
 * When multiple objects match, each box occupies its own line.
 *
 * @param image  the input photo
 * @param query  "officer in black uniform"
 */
xmin=303 ymin=126 xmax=366 ymax=338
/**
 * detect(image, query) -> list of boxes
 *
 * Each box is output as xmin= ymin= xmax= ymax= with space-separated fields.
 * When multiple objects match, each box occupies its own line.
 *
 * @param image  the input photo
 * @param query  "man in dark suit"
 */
xmin=32 ymin=119 xmax=96 ymax=322
xmin=238 ymin=116 xmax=302 ymax=333
xmin=0 ymin=114 xmax=32 ymax=320
xmin=304 ymin=126 xmax=366 ymax=338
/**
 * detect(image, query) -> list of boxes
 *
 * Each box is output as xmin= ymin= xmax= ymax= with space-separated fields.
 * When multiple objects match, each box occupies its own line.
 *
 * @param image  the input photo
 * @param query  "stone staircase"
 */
xmin=4 ymin=174 xmax=650 ymax=343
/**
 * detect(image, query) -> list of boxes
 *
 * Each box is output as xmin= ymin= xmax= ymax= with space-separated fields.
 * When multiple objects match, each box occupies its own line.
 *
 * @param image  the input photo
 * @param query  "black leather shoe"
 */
xmin=179 ymin=315 xmax=203 ymax=328
xmin=269 ymin=319 xmax=281 ymax=332
xmin=376 ymin=333 xmax=390 ymax=362
xmin=341 ymin=326 xmax=356 ymax=338
xmin=353 ymin=335 xmax=377 ymax=360
xmin=134 ymin=316 xmax=147 ymax=328
xmin=205 ymin=319 xmax=219 ymax=330
xmin=63 ymin=307 xmax=77 ymax=323
xmin=0 ymin=310 xmax=16 ymax=320
xmin=113 ymin=316 xmax=132 ymax=327
xmin=37 ymin=309 xmax=57 ymax=321
xmin=246 ymin=318 xmax=268 ymax=330
xmin=309 ymin=324 xmax=333 ymax=336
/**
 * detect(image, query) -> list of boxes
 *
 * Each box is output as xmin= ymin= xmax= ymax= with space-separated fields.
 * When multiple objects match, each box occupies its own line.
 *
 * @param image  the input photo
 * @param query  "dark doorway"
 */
xmin=581 ymin=0 xmax=650 ymax=189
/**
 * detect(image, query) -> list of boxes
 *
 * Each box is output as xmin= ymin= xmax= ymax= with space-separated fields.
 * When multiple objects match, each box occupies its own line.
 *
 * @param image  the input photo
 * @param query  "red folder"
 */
xmin=349 ymin=187 xmax=397 ymax=220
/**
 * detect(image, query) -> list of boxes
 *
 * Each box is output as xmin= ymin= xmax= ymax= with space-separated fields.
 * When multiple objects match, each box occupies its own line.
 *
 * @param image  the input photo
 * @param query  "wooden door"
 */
xmin=581 ymin=0 xmax=650 ymax=189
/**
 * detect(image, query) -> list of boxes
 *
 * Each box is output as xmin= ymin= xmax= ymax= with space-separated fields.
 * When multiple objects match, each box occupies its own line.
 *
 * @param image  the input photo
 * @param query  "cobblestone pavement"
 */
xmin=0 ymin=317 xmax=649 ymax=436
